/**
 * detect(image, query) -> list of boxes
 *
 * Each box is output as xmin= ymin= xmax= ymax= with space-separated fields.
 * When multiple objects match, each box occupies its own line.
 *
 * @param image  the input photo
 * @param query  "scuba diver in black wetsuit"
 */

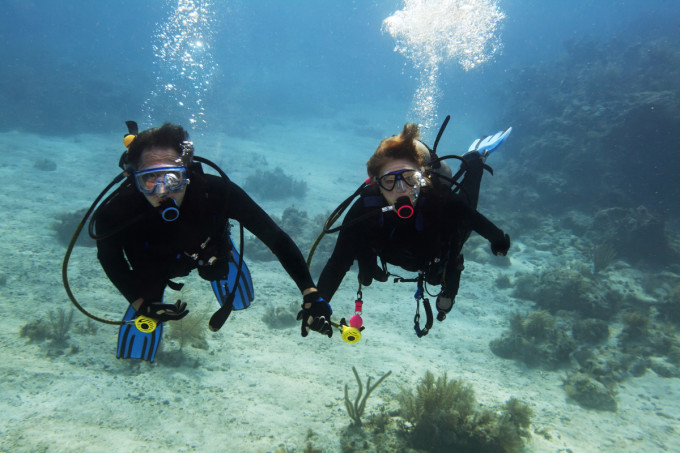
xmin=315 ymin=122 xmax=510 ymax=337
xmin=77 ymin=122 xmax=332 ymax=361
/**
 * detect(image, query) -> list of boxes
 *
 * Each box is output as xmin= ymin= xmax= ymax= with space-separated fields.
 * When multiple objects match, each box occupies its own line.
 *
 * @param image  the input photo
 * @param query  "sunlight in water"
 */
xmin=383 ymin=0 xmax=504 ymax=132
xmin=144 ymin=0 xmax=218 ymax=130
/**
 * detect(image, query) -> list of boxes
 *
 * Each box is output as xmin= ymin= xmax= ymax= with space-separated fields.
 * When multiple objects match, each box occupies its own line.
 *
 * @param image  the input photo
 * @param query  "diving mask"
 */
xmin=377 ymin=169 xmax=422 ymax=192
xmin=133 ymin=166 xmax=189 ymax=194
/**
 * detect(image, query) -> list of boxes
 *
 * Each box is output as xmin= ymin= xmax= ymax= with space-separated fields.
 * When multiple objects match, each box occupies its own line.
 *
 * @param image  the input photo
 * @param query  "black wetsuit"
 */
xmin=317 ymin=183 xmax=507 ymax=302
xmin=94 ymin=171 xmax=314 ymax=304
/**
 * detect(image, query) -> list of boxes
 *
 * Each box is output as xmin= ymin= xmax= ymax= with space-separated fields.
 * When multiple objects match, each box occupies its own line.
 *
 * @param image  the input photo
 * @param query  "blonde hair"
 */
xmin=366 ymin=123 xmax=423 ymax=179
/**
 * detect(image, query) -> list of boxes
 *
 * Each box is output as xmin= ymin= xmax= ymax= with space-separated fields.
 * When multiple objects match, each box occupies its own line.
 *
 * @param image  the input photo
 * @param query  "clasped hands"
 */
xmin=297 ymin=291 xmax=333 ymax=338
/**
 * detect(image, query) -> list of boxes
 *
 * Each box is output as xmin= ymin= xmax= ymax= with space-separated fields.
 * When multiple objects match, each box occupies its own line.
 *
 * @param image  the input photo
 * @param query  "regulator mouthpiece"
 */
xmin=158 ymin=198 xmax=180 ymax=222
xmin=395 ymin=196 xmax=414 ymax=219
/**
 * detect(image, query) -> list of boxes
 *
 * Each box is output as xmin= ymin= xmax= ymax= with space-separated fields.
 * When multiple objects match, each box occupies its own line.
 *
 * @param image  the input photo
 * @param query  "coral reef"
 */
xmin=592 ymin=241 xmax=617 ymax=274
xmin=48 ymin=308 xmax=74 ymax=346
xmin=344 ymin=366 xmax=391 ymax=427
xmin=398 ymin=371 xmax=532 ymax=453
xmin=20 ymin=308 xmax=74 ymax=347
xmin=245 ymin=206 xmax=332 ymax=276
xmin=497 ymin=35 xmax=680 ymax=220
xmin=489 ymin=310 xmax=574 ymax=369
xmin=513 ymin=267 xmax=618 ymax=319
xmin=617 ymin=309 xmax=680 ymax=371
xmin=657 ymin=281 xmax=680 ymax=324
xmin=564 ymin=372 xmax=617 ymax=412
xmin=261 ymin=301 xmax=299 ymax=329
xmin=33 ymin=158 xmax=57 ymax=171
xmin=586 ymin=206 xmax=675 ymax=266
xmin=571 ymin=318 xmax=609 ymax=344
xmin=53 ymin=208 xmax=96 ymax=248
xmin=166 ymin=309 xmax=208 ymax=351
xmin=243 ymin=167 xmax=307 ymax=200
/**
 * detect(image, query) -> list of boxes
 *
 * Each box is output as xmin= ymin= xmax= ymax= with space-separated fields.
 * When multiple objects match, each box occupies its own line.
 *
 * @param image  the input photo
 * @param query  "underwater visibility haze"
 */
xmin=1 ymin=0 xmax=679 ymax=451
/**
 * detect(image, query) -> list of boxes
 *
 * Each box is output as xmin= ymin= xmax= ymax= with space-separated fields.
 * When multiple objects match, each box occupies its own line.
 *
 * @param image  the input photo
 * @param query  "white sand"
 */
xmin=0 ymin=123 xmax=678 ymax=452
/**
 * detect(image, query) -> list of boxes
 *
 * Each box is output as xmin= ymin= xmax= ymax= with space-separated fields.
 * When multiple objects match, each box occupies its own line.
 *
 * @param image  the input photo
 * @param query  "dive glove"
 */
xmin=297 ymin=292 xmax=333 ymax=338
xmin=490 ymin=233 xmax=511 ymax=256
xmin=136 ymin=300 xmax=189 ymax=322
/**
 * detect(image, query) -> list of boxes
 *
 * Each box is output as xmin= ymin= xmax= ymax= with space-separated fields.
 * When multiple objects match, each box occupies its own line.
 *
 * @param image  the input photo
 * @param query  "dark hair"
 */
xmin=366 ymin=123 xmax=423 ymax=178
xmin=126 ymin=123 xmax=189 ymax=169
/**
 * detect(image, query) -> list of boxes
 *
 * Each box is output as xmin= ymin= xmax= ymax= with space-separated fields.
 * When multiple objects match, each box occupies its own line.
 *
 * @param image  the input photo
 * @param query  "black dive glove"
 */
xmin=136 ymin=300 xmax=189 ymax=322
xmin=197 ymin=260 xmax=228 ymax=281
xmin=490 ymin=233 xmax=511 ymax=256
xmin=297 ymin=292 xmax=333 ymax=338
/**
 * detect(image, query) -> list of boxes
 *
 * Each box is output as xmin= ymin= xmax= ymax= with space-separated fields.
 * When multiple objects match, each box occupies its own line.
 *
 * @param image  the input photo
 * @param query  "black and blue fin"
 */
xmin=117 ymin=305 xmax=163 ymax=362
xmin=211 ymin=238 xmax=255 ymax=310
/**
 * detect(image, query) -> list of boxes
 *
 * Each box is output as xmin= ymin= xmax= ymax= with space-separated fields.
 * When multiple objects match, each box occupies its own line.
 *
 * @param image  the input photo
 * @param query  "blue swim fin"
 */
xmin=467 ymin=127 xmax=512 ymax=157
xmin=211 ymin=237 xmax=255 ymax=310
xmin=117 ymin=305 xmax=163 ymax=362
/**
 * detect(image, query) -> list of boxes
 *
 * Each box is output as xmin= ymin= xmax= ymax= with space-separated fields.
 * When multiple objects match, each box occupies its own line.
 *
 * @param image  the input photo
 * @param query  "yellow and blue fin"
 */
xmin=117 ymin=305 xmax=163 ymax=362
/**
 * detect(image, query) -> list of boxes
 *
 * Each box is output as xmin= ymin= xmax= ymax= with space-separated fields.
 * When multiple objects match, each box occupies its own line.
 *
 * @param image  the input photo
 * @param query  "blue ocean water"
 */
xmin=1 ymin=1 xmax=680 ymax=451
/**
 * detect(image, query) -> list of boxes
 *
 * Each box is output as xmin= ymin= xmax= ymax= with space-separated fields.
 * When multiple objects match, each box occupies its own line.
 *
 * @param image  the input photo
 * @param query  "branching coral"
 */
xmin=48 ymin=308 xmax=74 ymax=346
xmin=166 ymin=309 xmax=208 ymax=350
xmin=592 ymin=241 xmax=617 ymax=274
xmin=344 ymin=366 xmax=392 ymax=427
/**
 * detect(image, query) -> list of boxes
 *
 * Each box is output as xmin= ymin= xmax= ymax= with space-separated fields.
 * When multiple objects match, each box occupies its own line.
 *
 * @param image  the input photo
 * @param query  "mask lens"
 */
xmin=134 ymin=166 xmax=188 ymax=194
xmin=378 ymin=169 xmax=419 ymax=191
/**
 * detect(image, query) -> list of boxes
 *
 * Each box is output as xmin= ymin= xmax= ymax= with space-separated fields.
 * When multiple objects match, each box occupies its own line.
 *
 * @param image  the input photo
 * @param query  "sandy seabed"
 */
xmin=0 ymin=120 xmax=678 ymax=452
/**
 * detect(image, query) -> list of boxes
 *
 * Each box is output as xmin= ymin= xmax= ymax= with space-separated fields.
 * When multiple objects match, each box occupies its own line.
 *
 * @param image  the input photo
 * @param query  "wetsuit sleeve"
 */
xmin=95 ymin=206 xmax=165 ymax=304
xmin=316 ymin=201 xmax=364 ymax=302
xmin=448 ymin=195 xmax=507 ymax=244
xmin=225 ymin=181 xmax=315 ymax=292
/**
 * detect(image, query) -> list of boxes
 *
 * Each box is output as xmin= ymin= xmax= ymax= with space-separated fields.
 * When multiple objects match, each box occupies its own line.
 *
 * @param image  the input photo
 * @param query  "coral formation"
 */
xmin=245 ymin=206 xmax=332 ymax=276
xmin=53 ymin=208 xmax=96 ymax=248
xmin=498 ymin=35 xmax=680 ymax=221
xmin=261 ymin=301 xmax=299 ymax=329
xmin=33 ymin=158 xmax=57 ymax=171
xmin=513 ymin=267 xmax=617 ymax=319
xmin=489 ymin=310 xmax=574 ymax=369
xmin=166 ymin=309 xmax=208 ymax=351
xmin=657 ymin=281 xmax=680 ymax=324
xmin=592 ymin=241 xmax=617 ymax=274
xmin=244 ymin=167 xmax=308 ymax=200
xmin=572 ymin=318 xmax=609 ymax=344
xmin=20 ymin=308 xmax=74 ymax=347
xmin=564 ymin=372 xmax=617 ymax=412
xmin=344 ymin=366 xmax=391 ymax=427
xmin=398 ymin=371 xmax=532 ymax=453
xmin=586 ymin=206 xmax=675 ymax=266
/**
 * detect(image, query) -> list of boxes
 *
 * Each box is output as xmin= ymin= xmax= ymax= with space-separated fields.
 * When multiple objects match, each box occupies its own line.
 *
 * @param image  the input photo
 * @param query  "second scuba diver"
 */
xmin=90 ymin=122 xmax=332 ymax=361
xmin=315 ymin=122 xmax=510 ymax=336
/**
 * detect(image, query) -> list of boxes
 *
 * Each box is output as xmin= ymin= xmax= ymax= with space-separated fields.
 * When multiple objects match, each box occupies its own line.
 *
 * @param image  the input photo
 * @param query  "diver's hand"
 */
xmin=197 ymin=257 xmax=228 ymax=281
xmin=137 ymin=300 xmax=189 ymax=322
xmin=490 ymin=233 xmax=511 ymax=256
xmin=297 ymin=292 xmax=333 ymax=338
